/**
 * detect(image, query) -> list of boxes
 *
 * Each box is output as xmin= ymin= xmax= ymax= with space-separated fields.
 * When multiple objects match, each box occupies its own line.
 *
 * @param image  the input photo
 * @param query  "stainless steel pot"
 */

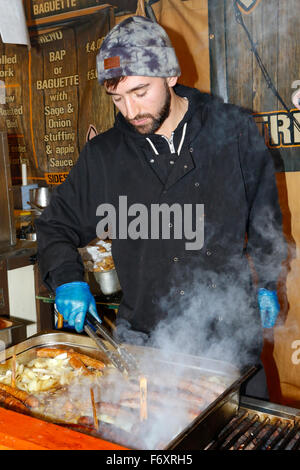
xmin=93 ymin=269 xmax=121 ymax=295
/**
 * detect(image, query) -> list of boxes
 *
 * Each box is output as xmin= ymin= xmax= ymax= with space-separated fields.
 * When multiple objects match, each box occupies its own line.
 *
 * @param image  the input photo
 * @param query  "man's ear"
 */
xmin=166 ymin=76 xmax=178 ymax=88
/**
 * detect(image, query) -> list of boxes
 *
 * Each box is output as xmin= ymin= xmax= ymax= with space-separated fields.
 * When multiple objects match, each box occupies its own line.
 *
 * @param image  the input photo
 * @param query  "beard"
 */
xmin=127 ymin=82 xmax=171 ymax=134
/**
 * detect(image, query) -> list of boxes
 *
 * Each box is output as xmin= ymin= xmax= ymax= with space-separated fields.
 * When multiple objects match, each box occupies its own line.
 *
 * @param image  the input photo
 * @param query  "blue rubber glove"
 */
xmin=55 ymin=281 xmax=101 ymax=333
xmin=257 ymin=288 xmax=280 ymax=328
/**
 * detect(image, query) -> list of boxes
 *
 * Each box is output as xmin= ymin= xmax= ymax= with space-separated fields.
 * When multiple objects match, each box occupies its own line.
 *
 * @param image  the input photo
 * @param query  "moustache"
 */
xmin=128 ymin=114 xmax=154 ymax=124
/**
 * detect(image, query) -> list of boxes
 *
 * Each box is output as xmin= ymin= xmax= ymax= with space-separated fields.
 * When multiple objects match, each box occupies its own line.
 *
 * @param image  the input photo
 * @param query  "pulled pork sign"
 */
xmin=0 ymin=6 xmax=114 ymax=185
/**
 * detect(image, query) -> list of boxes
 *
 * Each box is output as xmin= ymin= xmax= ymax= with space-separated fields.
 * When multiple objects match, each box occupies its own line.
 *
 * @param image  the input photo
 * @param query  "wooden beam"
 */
xmin=0 ymin=406 xmax=128 ymax=450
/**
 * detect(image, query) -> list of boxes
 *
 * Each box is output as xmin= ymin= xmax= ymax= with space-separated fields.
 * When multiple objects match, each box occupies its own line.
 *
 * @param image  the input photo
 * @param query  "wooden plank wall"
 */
xmin=209 ymin=0 xmax=300 ymax=406
xmin=152 ymin=0 xmax=210 ymax=93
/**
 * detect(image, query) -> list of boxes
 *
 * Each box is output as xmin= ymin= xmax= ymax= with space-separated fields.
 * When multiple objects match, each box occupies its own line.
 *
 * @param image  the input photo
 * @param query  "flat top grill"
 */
xmin=205 ymin=397 xmax=300 ymax=451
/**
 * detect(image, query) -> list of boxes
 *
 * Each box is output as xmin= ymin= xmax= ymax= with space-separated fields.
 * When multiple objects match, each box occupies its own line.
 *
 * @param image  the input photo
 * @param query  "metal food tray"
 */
xmin=0 ymin=331 xmax=256 ymax=450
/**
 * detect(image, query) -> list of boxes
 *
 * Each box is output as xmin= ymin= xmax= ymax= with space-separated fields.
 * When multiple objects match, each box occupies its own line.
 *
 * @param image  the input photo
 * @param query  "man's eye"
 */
xmin=136 ymin=91 xmax=146 ymax=98
xmin=112 ymin=96 xmax=121 ymax=103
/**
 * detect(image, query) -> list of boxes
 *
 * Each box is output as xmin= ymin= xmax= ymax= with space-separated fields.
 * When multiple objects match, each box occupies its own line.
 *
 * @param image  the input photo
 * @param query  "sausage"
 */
xmin=97 ymin=401 xmax=138 ymax=423
xmin=0 ymin=383 xmax=39 ymax=408
xmin=147 ymin=389 xmax=205 ymax=409
xmin=197 ymin=378 xmax=226 ymax=395
xmin=119 ymin=390 xmax=204 ymax=419
xmin=36 ymin=348 xmax=105 ymax=371
xmin=119 ymin=381 xmax=206 ymax=409
xmin=78 ymin=415 xmax=94 ymax=427
xmin=177 ymin=379 xmax=225 ymax=401
xmin=97 ymin=401 xmax=124 ymax=418
xmin=36 ymin=347 xmax=72 ymax=359
xmin=36 ymin=347 xmax=89 ymax=373
xmin=177 ymin=380 xmax=219 ymax=402
xmin=68 ymin=355 xmax=93 ymax=375
xmin=0 ymin=389 xmax=30 ymax=413
xmin=119 ymin=398 xmax=161 ymax=417
xmin=143 ymin=374 xmax=224 ymax=404
xmin=75 ymin=354 xmax=106 ymax=371
xmin=58 ymin=420 xmax=95 ymax=432
xmin=51 ymin=419 xmax=100 ymax=437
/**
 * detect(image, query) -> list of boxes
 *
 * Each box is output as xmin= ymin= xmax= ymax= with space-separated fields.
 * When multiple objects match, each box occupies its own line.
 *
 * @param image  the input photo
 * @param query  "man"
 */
xmin=36 ymin=16 xmax=286 ymax=398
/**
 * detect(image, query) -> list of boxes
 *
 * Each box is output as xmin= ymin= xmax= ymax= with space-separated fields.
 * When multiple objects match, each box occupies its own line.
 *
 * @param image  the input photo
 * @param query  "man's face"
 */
xmin=105 ymin=76 xmax=173 ymax=134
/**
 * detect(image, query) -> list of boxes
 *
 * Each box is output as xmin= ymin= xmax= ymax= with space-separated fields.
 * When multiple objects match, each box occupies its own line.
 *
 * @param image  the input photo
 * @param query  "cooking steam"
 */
xmin=111 ymin=199 xmax=288 ymax=448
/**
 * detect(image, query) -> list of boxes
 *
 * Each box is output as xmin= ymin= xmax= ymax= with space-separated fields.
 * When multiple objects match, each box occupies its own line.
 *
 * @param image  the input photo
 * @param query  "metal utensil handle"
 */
xmin=86 ymin=312 xmax=139 ymax=373
xmin=118 ymin=347 xmax=140 ymax=372
xmin=84 ymin=324 xmax=110 ymax=353
xmin=86 ymin=312 xmax=120 ymax=349
xmin=84 ymin=324 xmax=126 ymax=373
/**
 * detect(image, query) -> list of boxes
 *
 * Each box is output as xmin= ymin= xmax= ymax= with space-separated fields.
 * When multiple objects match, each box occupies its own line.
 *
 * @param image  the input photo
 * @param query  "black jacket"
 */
xmin=36 ymin=85 xmax=286 ymax=365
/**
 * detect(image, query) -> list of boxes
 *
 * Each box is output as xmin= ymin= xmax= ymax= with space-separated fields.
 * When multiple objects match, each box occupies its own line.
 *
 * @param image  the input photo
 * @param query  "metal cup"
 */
xmin=30 ymin=187 xmax=51 ymax=208
xmin=93 ymin=269 xmax=121 ymax=295
xmin=35 ymin=187 xmax=51 ymax=207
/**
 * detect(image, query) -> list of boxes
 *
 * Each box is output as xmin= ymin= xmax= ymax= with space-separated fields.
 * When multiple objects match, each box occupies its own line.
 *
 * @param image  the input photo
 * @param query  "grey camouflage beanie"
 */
xmin=96 ymin=15 xmax=181 ymax=84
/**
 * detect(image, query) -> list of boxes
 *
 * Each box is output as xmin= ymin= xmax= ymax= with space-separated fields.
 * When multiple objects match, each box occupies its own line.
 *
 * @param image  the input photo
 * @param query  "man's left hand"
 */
xmin=258 ymin=288 xmax=280 ymax=328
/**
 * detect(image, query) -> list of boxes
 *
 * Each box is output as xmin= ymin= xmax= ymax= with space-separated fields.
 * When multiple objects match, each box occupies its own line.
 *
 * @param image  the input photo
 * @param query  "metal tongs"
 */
xmin=84 ymin=312 xmax=140 ymax=376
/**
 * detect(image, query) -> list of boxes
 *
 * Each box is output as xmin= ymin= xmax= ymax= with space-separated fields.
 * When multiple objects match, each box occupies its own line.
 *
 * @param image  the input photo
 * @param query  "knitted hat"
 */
xmin=96 ymin=15 xmax=181 ymax=84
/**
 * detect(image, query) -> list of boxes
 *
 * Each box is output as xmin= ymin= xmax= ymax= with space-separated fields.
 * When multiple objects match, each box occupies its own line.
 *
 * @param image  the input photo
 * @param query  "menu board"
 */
xmin=0 ymin=6 xmax=115 ymax=185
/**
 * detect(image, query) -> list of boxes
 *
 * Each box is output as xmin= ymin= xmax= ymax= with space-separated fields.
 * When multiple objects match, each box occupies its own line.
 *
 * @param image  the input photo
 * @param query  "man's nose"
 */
xmin=125 ymin=98 xmax=139 ymax=120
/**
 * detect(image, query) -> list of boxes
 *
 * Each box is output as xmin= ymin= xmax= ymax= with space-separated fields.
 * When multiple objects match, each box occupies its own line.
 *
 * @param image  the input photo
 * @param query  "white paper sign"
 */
xmin=0 ymin=0 xmax=30 ymax=47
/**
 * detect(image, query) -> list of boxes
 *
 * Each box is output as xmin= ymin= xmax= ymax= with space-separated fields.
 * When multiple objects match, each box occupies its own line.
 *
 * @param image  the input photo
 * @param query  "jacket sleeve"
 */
xmin=239 ymin=114 xmax=287 ymax=291
xmin=35 ymin=142 xmax=104 ymax=292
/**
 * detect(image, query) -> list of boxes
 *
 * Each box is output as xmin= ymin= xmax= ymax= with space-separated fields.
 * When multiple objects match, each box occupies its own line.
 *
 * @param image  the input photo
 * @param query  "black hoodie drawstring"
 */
xmin=145 ymin=122 xmax=188 ymax=156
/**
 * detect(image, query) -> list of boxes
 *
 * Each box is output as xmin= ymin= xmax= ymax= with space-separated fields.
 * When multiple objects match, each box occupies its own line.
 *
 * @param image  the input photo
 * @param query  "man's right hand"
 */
xmin=55 ymin=281 xmax=101 ymax=333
